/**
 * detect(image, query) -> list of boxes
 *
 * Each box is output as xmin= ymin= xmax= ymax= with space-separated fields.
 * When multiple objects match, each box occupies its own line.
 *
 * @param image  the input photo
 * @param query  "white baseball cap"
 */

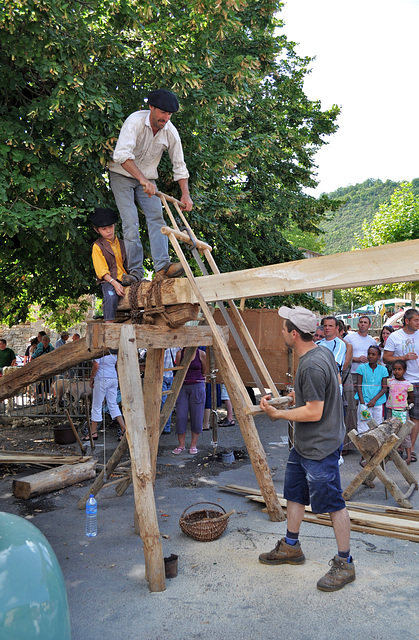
xmin=278 ymin=306 xmax=317 ymax=335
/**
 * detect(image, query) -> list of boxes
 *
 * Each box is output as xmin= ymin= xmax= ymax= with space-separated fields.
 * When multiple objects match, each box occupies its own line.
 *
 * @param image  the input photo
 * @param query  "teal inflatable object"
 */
xmin=0 ymin=512 xmax=71 ymax=639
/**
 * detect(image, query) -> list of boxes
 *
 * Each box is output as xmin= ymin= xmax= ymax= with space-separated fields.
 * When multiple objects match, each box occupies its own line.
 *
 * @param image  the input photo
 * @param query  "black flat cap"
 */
xmin=90 ymin=208 xmax=119 ymax=227
xmin=147 ymin=89 xmax=179 ymax=113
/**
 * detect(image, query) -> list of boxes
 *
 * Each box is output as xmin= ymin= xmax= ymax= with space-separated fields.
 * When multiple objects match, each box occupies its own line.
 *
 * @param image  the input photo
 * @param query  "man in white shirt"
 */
xmin=384 ymin=308 xmax=419 ymax=461
xmin=317 ymin=317 xmax=347 ymax=374
xmin=343 ymin=316 xmax=376 ymax=445
xmin=109 ymin=89 xmax=193 ymax=283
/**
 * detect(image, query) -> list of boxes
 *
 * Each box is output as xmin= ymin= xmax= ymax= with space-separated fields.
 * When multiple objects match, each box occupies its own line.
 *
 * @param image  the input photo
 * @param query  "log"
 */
xmin=0 ymin=337 xmax=109 ymax=401
xmin=358 ymin=417 xmax=403 ymax=456
xmin=12 ymin=459 xmax=97 ymax=499
xmin=116 ymin=238 xmax=419 ymax=308
xmin=151 ymin=303 xmax=199 ymax=327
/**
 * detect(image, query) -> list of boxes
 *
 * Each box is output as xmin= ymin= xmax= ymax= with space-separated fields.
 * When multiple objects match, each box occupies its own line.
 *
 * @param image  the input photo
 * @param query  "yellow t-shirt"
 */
xmin=92 ymin=237 xmax=127 ymax=281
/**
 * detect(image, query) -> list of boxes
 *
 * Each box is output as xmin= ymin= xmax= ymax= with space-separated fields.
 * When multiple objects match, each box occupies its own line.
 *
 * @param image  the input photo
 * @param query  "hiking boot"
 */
xmin=156 ymin=262 xmax=184 ymax=278
xmin=121 ymin=273 xmax=138 ymax=286
xmin=316 ymin=555 xmax=356 ymax=592
xmin=258 ymin=538 xmax=305 ymax=565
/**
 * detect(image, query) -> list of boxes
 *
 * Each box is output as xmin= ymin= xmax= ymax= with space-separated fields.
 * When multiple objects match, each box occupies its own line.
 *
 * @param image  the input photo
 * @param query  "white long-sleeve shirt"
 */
xmin=108 ymin=110 xmax=189 ymax=182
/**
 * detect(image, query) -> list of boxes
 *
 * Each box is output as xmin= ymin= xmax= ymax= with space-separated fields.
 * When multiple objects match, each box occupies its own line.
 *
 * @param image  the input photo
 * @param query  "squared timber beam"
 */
xmin=117 ymin=238 xmax=419 ymax=309
xmin=86 ymin=323 xmax=229 ymax=351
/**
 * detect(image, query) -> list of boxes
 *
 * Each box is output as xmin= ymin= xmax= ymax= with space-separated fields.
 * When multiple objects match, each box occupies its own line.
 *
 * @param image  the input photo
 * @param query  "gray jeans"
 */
xmin=110 ymin=171 xmax=170 ymax=279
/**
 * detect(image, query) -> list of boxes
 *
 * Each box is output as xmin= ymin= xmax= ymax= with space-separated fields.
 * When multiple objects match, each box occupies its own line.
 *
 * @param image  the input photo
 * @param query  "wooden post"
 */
xmin=118 ymin=324 xmax=165 ymax=593
xmin=155 ymin=347 xmax=197 ymax=458
xmin=166 ymin=230 xmax=284 ymax=521
xmin=213 ymin=339 xmax=285 ymax=522
xmin=77 ymin=435 xmax=129 ymax=509
xmin=143 ymin=348 xmax=165 ymax=483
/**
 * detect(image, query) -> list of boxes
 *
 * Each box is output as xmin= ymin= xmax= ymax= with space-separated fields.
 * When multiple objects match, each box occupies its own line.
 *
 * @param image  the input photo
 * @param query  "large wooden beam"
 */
xmin=0 ymin=338 xmax=109 ymax=401
xmin=86 ymin=323 xmax=228 ymax=350
xmin=117 ymin=238 xmax=419 ymax=309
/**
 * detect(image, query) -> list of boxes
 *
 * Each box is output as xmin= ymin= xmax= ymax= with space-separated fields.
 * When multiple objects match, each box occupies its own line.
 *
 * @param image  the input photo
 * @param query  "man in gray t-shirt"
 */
xmin=258 ymin=305 xmax=355 ymax=593
xmin=293 ymin=345 xmax=345 ymax=460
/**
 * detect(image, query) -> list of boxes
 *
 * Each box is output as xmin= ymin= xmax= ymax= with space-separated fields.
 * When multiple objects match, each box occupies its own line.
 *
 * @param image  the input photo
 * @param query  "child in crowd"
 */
xmin=355 ymin=345 xmax=388 ymax=434
xmin=387 ymin=359 xmax=414 ymax=464
xmin=90 ymin=208 xmax=131 ymax=322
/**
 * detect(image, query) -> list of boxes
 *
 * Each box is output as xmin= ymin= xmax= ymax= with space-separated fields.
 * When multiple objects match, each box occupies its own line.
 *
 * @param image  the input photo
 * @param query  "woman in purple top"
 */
xmin=172 ymin=348 xmax=206 ymax=455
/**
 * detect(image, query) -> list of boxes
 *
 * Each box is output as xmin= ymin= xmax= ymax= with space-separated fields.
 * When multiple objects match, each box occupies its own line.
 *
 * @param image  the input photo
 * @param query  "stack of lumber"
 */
xmin=220 ymin=484 xmax=419 ymax=543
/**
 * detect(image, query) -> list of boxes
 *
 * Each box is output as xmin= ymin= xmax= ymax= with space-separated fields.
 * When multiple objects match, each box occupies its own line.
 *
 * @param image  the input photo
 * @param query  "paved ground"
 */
xmin=1 ymin=411 xmax=419 ymax=640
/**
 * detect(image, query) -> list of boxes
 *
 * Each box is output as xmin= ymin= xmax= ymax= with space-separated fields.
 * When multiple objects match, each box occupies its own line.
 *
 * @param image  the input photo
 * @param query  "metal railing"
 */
xmin=0 ymin=361 xmax=93 ymax=419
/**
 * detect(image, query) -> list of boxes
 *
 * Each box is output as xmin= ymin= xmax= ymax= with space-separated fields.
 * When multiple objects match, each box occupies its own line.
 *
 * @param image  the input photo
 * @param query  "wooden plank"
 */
xmin=250 ymin=496 xmax=419 ymax=542
xmin=86 ymin=323 xmax=228 ymax=351
xmin=118 ymin=238 xmax=419 ymax=308
xmin=12 ymin=459 xmax=97 ymax=499
xmin=0 ymin=337 xmax=109 ymax=401
xmin=0 ymin=451 xmax=92 ymax=465
xmin=221 ymin=484 xmax=419 ymax=520
xmin=118 ymin=324 xmax=165 ymax=593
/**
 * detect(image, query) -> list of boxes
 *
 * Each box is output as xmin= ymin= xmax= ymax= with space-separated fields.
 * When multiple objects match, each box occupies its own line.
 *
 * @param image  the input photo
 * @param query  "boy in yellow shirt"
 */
xmin=90 ymin=208 xmax=131 ymax=322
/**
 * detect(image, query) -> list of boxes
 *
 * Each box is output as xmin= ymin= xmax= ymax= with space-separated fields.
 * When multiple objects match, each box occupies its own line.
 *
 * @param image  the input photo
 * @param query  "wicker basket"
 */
xmin=179 ymin=502 xmax=229 ymax=542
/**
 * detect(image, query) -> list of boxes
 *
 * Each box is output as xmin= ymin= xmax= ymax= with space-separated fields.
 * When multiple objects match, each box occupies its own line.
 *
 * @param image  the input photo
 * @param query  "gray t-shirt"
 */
xmin=293 ymin=346 xmax=345 ymax=460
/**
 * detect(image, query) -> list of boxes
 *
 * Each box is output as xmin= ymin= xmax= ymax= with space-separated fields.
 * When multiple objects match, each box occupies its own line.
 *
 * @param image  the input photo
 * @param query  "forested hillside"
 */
xmin=321 ymin=178 xmax=419 ymax=254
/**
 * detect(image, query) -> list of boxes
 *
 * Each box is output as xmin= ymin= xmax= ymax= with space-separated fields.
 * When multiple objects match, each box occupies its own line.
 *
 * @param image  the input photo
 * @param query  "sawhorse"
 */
xmin=343 ymin=422 xmax=418 ymax=509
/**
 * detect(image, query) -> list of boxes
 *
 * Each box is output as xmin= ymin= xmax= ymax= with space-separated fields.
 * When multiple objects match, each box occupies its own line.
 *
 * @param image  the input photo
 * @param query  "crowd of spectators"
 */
xmin=314 ymin=310 xmax=419 ymax=464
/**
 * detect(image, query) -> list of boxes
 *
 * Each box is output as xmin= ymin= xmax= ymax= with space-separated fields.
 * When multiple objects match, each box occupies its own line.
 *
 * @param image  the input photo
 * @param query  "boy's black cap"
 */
xmin=90 ymin=208 xmax=119 ymax=227
xmin=147 ymin=89 xmax=179 ymax=113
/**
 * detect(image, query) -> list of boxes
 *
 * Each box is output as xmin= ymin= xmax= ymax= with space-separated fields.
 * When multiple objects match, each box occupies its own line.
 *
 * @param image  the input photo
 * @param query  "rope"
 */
xmin=142 ymin=277 xmax=179 ymax=329
xmin=129 ymin=281 xmax=143 ymax=324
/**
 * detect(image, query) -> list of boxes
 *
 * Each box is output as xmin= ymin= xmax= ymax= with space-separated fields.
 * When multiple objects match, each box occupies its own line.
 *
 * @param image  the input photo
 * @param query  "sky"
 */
xmin=279 ymin=0 xmax=419 ymax=195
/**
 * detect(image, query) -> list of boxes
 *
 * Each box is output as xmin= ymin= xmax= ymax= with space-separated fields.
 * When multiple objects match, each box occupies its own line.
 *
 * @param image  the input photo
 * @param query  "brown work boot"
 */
xmin=316 ymin=555 xmax=356 ymax=592
xmin=121 ymin=273 xmax=138 ymax=286
xmin=258 ymin=538 xmax=305 ymax=565
xmin=156 ymin=262 xmax=184 ymax=278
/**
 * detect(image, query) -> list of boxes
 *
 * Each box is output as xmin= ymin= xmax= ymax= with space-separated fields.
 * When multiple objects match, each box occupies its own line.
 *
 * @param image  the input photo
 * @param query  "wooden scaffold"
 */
xmin=2 ymin=195 xmax=419 ymax=592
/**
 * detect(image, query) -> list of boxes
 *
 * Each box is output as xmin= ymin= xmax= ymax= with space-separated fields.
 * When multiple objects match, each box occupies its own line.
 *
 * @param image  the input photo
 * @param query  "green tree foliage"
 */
xmin=321 ymin=178 xmax=419 ymax=254
xmin=0 ymin=0 xmax=340 ymax=324
xmin=334 ymin=183 xmax=419 ymax=311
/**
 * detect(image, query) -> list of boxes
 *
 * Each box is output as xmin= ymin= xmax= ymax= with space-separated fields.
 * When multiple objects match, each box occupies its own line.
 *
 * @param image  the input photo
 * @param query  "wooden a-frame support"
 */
xmin=343 ymin=424 xmax=418 ymax=509
xmin=84 ymin=320 xmax=284 ymax=592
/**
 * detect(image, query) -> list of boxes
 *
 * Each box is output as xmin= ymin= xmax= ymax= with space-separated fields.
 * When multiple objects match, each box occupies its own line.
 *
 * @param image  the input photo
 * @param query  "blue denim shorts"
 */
xmin=101 ymin=282 xmax=119 ymax=321
xmin=284 ymin=447 xmax=346 ymax=514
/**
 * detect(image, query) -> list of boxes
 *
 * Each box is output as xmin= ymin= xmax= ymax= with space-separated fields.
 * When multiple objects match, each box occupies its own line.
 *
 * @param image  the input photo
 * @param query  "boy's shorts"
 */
xmin=101 ymin=282 xmax=119 ymax=321
xmin=284 ymin=446 xmax=346 ymax=514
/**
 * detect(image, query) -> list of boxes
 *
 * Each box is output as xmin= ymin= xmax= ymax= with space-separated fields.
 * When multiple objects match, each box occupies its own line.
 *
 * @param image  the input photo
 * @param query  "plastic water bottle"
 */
xmin=85 ymin=494 xmax=97 ymax=537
